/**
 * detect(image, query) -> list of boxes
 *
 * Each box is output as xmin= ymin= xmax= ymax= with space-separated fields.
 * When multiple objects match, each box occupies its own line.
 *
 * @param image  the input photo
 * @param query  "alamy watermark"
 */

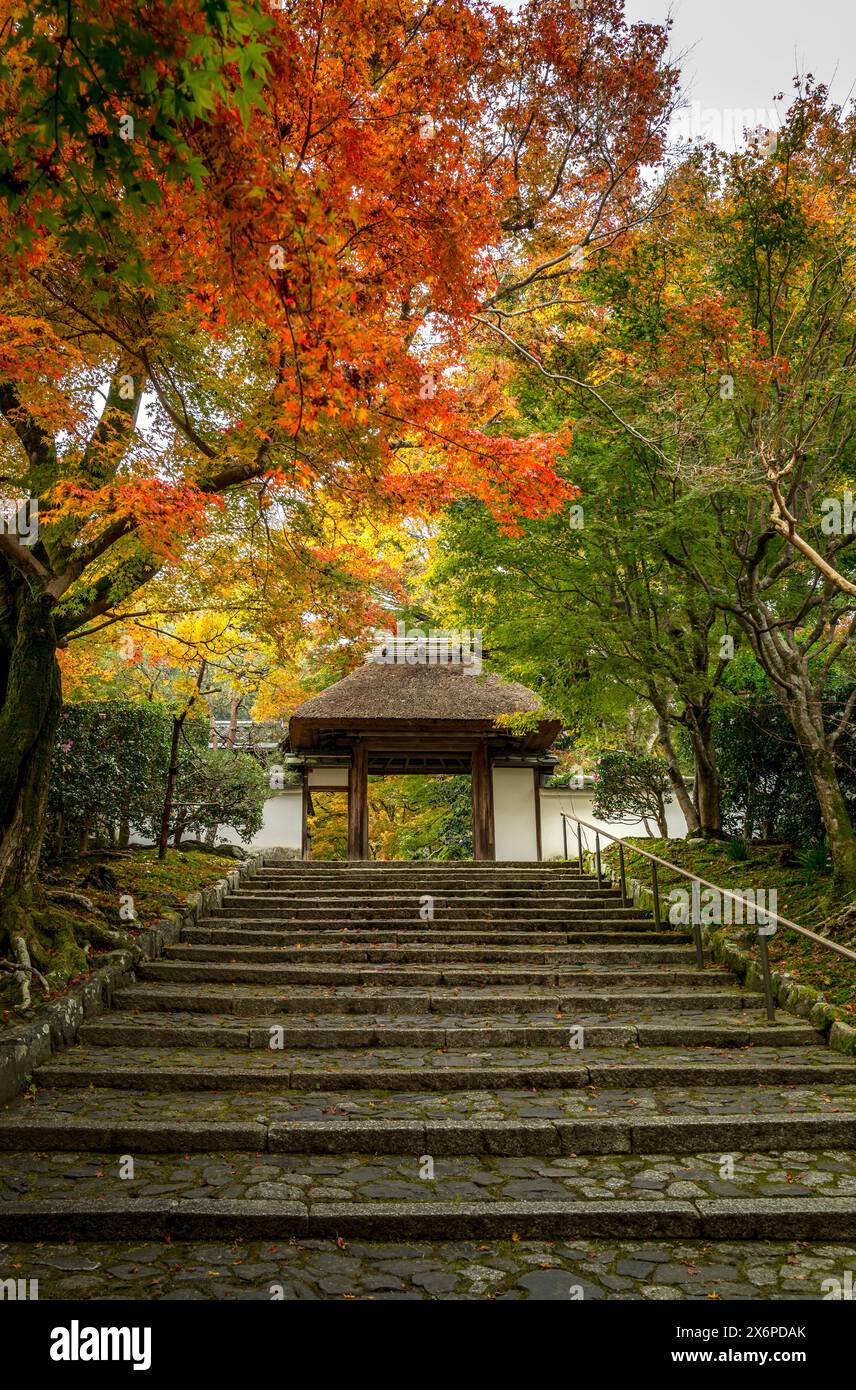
xmin=668 ymin=882 xmax=777 ymax=933
xmin=0 ymin=1276 xmax=38 ymax=1299
xmin=366 ymin=621 xmax=482 ymax=675
xmin=820 ymin=490 xmax=856 ymax=536
xmin=821 ymin=1272 xmax=855 ymax=1299
xmin=50 ymin=1321 xmax=151 ymax=1371
xmin=0 ymin=497 xmax=38 ymax=545
xmin=672 ymin=102 xmax=780 ymax=152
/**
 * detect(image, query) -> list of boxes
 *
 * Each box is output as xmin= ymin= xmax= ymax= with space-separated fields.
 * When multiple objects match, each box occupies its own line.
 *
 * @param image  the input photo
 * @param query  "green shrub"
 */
xmin=171 ymin=740 xmax=268 ymax=844
xmin=592 ymin=749 xmax=672 ymax=836
xmin=725 ymin=839 xmax=749 ymax=862
xmin=48 ymin=700 xmax=172 ymax=852
xmin=797 ymin=843 xmax=829 ymax=874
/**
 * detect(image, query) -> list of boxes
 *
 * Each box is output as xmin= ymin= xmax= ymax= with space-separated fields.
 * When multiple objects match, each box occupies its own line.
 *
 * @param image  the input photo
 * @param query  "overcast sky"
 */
xmin=623 ymin=0 xmax=854 ymax=147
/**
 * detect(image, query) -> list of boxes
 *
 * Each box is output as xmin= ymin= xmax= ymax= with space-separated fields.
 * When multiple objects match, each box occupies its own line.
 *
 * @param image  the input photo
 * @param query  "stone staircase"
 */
xmin=2 ymin=859 xmax=856 ymax=1288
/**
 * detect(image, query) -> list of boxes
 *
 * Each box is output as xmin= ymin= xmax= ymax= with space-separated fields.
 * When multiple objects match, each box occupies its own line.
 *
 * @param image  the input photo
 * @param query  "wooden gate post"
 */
xmin=347 ymin=742 xmax=369 ymax=859
xmin=471 ymin=743 xmax=496 ymax=861
xmin=301 ymin=769 xmax=310 ymax=860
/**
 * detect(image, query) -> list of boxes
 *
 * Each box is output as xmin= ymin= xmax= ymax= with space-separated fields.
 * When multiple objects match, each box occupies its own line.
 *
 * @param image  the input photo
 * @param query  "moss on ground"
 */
xmin=0 ymin=847 xmax=239 ymax=1022
xmin=604 ymin=839 xmax=856 ymax=1023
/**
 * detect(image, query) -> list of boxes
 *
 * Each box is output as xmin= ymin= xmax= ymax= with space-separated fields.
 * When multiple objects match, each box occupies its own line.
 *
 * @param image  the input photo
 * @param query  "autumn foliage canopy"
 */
xmin=0 ymin=0 xmax=677 ymax=583
xmin=0 ymin=0 xmax=676 ymax=903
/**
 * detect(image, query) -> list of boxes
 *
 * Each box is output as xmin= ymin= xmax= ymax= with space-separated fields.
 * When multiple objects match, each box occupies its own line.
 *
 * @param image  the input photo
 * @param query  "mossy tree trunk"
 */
xmin=655 ymin=715 xmax=700 ymax=835
xmin=739 ymin=588 xmax=856 ymax=887
xmin=688 ymin=718 xmax=723 ymax=838
xmin=0 ymin=583 xmax=62 ymax=926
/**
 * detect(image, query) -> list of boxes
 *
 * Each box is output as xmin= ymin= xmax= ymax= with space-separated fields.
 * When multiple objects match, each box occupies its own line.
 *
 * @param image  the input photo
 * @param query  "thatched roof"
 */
xmin=289 ymin=660 xmax=560 ymax=753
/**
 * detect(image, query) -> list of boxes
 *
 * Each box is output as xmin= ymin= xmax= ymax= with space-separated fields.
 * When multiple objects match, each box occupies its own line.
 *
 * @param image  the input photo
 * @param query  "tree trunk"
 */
xmin=786 ymin=693 xmax=856 ymax=883
xmin=760 ymin=767 xmax=782 ymax=841
xmin=226 ymin=695 xmax=241 ymax=748
xmin=118 ymin=814 xmax=130 ymax=849
xmin=656 ymin=717 xmax=699 ymax=835
xmin=688 ymin=721 xmax=723 ymax=836
xmin=0 ymin=592 xmax=62 ymax=924
xmin=158 ymin=717 xmax=183 ymax=861
xmin=735 ymin=595 xmax=856 ymax=883
xmin=157 ymin=660 xmax=207 ymax=861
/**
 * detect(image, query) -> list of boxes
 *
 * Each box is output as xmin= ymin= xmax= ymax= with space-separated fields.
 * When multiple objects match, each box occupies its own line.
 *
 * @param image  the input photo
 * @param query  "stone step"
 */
xmin=4 ymin=1146 xmax=856 ymax=1213
xmin=98 ymin=1002 xmax=790 ymax=1027
xmin=254 ymin=867 xmax=597 ymax=878
xmin=3 ymin=1107 xmax=854 ymax=1155
xmin=7 ymin=1075 xmax=854 ymax=1127
xmin=167 ymin=939 xmax=694 ymax=961
xmin=32 ymin=1043 xmax=856 ymax=1092
xmin=227 ymin=890 xmax=622 ymax=903
xmin=1 ymin=1193 xmax=855 ymax=1241
xmin=186 ymin=928 xmax=675 ymax=950
xmin=219 ymin=886 xmax=624 ymax=898
xmin=241 ymin=868 xmax=599 ymax=876
xmin=243 ymin=876 xmax=607 ymax=887
xmin=253 ymin=861 xmax=596 ymax=868
xmin=242 ymin=881 xmax=608 ymax=892
xmin=186 ymin=925 xmax=676 ymax=946
xmin=3 ymin=1233 xmax=850 ymax=1300
xmin=77 ymin=1014 xmax=820 ymax=1051
xmin=113 ymin=983 xmax=752 ymax=1016
xmin=212 ymin=909 xmax=646 ymax=924
xmin=159 ymin=945 xmax=694 ymax=967
xmin=217 ymin=894 xmax=629 ymax=910
xmin=252 ymin=879 xmax=603 ymax=889
xmin=258 ymin=886 xmax=608 ymax=895
xmin=206 ymin=914 xmax=659 ymax=929
xmin=136 ymin=954 xmax=703 ymax=987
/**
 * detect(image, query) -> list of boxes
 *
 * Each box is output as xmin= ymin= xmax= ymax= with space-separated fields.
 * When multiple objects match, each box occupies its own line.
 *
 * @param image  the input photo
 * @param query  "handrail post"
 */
xmin=617 ymin=842 xmax=627 ymax=907
xmin=758 ymin=926 xmax=776 ymax=1023
xmin=595 ymin=831 xmax=603 ymax=885
xmin=562 ymin=816 xmax=568 ymax=862
xmin=651 ymin=859 xmax=661 ymax=928
xmin=691 ymin=880 xmax=705 ymax=969
xmin=577 ymin=823 xmax=583 ymax=873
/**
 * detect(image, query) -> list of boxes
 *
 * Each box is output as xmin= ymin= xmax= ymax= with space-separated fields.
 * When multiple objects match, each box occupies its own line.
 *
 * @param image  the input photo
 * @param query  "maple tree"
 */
xmin=589 ymin=89 xmax=856 ymax=883
xmin=0 ymin=0 xmax=676 ymax=926
xmin=428 ymin=440 xmax=733 ymax=838
xmin=468 ymin=82 xmax=856 ymax=881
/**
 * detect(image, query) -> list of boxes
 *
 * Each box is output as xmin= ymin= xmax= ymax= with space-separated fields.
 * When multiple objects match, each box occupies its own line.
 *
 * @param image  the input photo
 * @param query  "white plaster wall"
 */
xmin=493 ymin=767 xmax=539 ymax=861
xmin=216 ymin=791 xmax=303 ymax=850
xmin=131 ymin=784 xmax=688 ymax=859
xmin=308 ymin=767 xmax=348 ymax=788
xmin=539 ymin=788 xmax=688 ymax=860
xmin=233 ymin=783 xmax=687 ymax=858
xmin=128 ymin=792 xmax=304 ymax=851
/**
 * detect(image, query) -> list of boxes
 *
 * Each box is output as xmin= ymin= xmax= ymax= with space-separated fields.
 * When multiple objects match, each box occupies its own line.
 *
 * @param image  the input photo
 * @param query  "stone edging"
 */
xmin=0 ymin=849 xmax=271 ymax=1104
xmin=594 ymin=853 xmax=856 ymax=1058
